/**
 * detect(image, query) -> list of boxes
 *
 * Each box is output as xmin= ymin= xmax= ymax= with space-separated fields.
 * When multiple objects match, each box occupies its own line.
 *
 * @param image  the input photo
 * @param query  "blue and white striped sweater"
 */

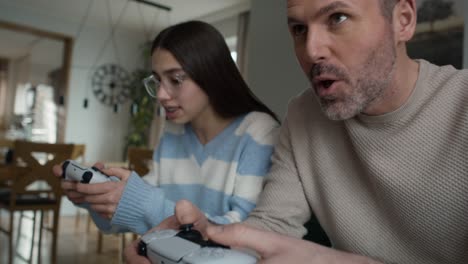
xmin=91 ymin=112 xmax=279 ymax=234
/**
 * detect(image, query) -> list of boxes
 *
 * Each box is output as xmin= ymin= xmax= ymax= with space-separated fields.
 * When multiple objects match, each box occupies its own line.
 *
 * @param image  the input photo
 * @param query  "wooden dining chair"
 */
xmin=0 ymin=140 xmax=74 ymax=264
xmin=127 ymin=146 xmax=154 ymax=176
xmin=69 ymin=144 xmax=93 ymax=232
xmin=0 ymin=139 xmax=14 ymax=165
xmin=0 ymin=139 xmax=15 ymax=190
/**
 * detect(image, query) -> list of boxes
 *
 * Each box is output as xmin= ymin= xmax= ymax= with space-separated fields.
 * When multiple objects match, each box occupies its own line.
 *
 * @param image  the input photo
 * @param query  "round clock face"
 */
xmin=91 ymin=64 xmax=131 ymax=106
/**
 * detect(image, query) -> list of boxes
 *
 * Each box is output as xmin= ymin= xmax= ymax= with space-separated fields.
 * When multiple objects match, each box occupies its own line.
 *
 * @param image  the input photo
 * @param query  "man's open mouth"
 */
xmin=321 ymin=80 xmax=335 ymax=89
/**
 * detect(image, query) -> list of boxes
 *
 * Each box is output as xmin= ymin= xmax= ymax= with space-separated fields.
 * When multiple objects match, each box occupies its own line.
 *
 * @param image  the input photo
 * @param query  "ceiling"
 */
xmin=0 ymin=0 xmax=251 ymax=33
xmin=0 ymin=0 xmax=250 ymax=70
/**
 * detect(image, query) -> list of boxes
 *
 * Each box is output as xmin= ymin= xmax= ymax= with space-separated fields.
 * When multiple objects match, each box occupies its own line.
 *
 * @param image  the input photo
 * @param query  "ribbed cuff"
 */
xmin=111 ymin=172 xmax=154 ymax=234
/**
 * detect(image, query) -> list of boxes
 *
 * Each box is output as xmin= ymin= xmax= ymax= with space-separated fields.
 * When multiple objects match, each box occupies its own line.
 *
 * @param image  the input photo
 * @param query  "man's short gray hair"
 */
xmin=379 ymin=0 xmax=398 ymax=21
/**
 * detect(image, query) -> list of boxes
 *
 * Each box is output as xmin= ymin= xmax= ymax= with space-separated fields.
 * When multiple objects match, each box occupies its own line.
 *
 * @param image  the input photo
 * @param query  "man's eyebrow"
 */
xmin=287 ymin=17 xmax=302 ymax=25
xmin=287 ymin=1 xmax=351 ymax=25
xmin=316 ymin=1 xmax=350 ymax=18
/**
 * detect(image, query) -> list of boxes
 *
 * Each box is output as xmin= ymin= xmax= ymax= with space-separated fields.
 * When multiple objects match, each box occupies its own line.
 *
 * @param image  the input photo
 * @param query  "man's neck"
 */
xmin=364 ymin=54 xmax=420 ymax=116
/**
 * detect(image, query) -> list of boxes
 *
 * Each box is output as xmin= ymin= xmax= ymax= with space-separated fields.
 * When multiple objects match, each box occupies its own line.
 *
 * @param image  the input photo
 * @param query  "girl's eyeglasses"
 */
xmin=142 ymin=73 xmax=187 ymax=98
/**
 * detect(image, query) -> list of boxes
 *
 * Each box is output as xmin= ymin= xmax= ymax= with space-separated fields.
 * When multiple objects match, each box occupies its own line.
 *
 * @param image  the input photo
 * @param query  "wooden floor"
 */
xmin=0 ymin=211 xmax=136 ymax=264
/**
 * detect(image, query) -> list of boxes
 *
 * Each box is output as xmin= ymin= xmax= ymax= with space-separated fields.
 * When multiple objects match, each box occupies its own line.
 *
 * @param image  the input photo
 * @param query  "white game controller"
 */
xmin=62 ymin=160 xmax=116 ymax=184
xmin=138 ymin=224 xmax=257 ymax=264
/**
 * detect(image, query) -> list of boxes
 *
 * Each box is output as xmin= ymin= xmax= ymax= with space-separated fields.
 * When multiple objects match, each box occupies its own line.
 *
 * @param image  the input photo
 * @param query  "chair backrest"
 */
xmin=127 ymin=147 xmax=153 ymax=176
xmin=0 ymin=138 xmax=14 ymax=165
xmin=71 ymin=144 xmax=86 ymax=163
xmin=11 ymin=140 xmax=74 ymax=197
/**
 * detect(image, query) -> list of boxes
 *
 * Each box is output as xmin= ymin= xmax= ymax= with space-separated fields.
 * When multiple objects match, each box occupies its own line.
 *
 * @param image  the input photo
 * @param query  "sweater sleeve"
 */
xmin=245 ymin=113 xmax=311 ymax=238
xmin=75 ymin=176 xmax=132 ymax=234
xmin=109 ymin=171 xmax=176 ymax=235
xmin=77 ymin=203 xmax=116 ymax=233
xmin=208 ymin=115 xmax=279 ymax=225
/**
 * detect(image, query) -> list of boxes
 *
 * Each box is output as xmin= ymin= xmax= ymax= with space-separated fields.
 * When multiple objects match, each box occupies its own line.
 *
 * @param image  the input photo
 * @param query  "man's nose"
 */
xmin=305 ymin=29 xmax=330 ymax=64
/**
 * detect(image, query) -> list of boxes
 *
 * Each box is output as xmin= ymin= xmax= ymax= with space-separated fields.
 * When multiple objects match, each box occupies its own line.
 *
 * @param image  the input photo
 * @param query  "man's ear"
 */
xmin=392 ymin=0 xmax=417 ymax=42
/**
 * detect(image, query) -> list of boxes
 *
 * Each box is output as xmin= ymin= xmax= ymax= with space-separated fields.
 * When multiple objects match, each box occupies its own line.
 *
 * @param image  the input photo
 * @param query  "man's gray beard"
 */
xmin=319 ymin=44 xmax=396 ymax=120
xmin=319 ymin=93 xmax=368 ymax=120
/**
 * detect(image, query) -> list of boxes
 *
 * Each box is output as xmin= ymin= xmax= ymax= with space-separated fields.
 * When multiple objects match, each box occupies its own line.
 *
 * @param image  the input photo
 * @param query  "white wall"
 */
xmin=211 ymin=15 xmax=239 ymax=39
xmin=0 ymin=2 xmax=147 ymax=164
xmin=245 ymin=0 xmax=308 ymax=119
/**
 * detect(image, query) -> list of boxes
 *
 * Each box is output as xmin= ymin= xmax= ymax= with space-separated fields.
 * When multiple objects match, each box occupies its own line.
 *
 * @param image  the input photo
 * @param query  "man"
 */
xmin=125 ymin=0 xmax=468 ymax=263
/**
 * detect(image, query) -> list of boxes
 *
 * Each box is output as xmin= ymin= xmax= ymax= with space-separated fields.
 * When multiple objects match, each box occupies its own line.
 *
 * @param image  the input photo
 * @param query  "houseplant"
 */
xmin=125 ymin=68 xmax=154 ymax=150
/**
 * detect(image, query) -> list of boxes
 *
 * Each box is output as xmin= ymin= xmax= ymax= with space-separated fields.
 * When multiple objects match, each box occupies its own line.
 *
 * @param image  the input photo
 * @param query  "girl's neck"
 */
xmin=190 ymin=111 xmax=236 ymax=145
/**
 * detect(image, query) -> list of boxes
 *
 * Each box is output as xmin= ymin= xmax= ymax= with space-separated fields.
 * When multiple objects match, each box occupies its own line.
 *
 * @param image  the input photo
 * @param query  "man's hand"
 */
xmin=125 ymin=200 xmax=213 ymax=263
xmin=124 ymin=239 xmax=151 ymax=264
xmin=144 ymin=199 xmax=212 ymax=234
xmin=206 ymin=224 xmax=383 ymax=264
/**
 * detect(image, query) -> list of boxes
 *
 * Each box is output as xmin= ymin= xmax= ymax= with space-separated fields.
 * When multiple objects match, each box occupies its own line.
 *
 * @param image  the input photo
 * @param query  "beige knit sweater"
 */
xmin=246 ymin=60 xmax=468 ymax=264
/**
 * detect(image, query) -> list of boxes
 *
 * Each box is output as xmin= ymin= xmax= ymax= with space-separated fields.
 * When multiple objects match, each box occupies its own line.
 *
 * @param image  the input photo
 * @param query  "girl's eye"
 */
xmin=171 ymin=79 xmax=182 ymax=85
xmin=291 ymin=24 xmax=307 ymax=37
xmin=171 ymin=75 xmax=186 ymax=85
xmin=330 ymin=13 xmax=348 ymax=26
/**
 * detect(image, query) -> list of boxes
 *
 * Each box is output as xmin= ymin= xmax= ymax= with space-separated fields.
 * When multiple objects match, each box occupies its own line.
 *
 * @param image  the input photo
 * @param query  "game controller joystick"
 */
xmin=62 ymin=160 xmax=116 ymax=184
xmin=138 ymin=224 xmax=257 ymax=264
xmin=176 ymin=224 xmax=206 ymax=246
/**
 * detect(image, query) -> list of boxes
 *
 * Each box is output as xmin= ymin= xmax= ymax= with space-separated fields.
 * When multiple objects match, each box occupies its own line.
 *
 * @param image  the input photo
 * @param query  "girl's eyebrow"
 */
xmin=162 ymin=68 xmax=184 ymax=76
xmin=153 ymin=68 xmax=184 ymax=77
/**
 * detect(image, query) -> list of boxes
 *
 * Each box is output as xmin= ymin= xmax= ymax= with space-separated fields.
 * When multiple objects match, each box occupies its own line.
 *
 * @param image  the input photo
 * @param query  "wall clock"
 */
xmin=91 ymin=64 xmax=131 ymax=106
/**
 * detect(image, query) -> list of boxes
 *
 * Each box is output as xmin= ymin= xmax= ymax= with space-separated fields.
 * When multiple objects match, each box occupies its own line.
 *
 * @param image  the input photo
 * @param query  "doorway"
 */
xmin=0 ymin=20 xmax=73 ymax=143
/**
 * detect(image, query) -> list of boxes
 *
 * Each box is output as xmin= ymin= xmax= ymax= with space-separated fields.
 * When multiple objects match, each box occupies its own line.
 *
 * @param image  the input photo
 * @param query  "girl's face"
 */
xmin=151 ymin=48 xmax=213 ymax=125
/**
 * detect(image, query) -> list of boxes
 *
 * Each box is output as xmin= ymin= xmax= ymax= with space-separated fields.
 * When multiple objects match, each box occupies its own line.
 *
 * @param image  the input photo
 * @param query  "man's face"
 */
xmin=287 ymin=0 xmax=397 ymax=120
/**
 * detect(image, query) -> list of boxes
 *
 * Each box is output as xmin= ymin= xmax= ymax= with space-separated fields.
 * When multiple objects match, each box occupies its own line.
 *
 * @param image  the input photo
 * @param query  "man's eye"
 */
xmin=329 ymin=13 xmax=348 ymax=26
xmin=291 ymin=24 xmax=307 ymax=37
